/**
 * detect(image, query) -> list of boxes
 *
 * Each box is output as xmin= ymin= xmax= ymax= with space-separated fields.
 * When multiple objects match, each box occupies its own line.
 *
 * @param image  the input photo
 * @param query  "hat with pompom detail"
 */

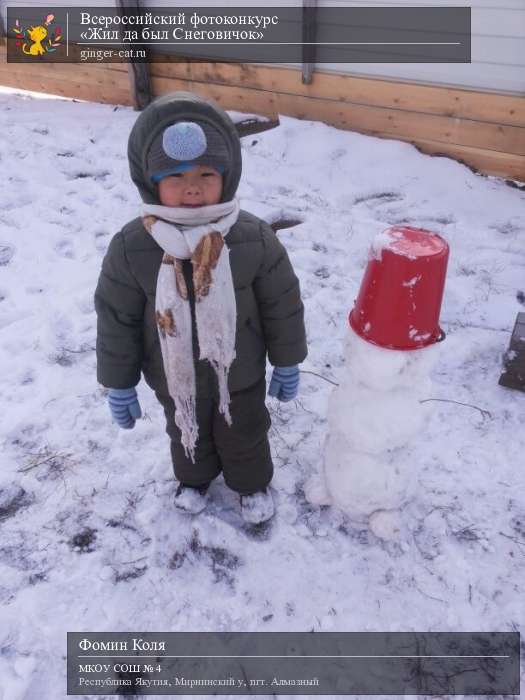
xmin=163 ymin=122 xmax=207 ymax=161
xmin=147 ymin=119 xmax=231 ymax=183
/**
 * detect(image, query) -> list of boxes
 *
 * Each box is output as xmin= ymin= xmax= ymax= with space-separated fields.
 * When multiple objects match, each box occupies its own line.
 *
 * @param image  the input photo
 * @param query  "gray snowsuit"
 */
xmin=94 ymin=92 xmax=307 ymax=493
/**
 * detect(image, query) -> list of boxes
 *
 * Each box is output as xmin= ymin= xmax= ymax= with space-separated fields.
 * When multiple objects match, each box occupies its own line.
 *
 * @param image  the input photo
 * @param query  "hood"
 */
xmin=127 ymin=91 xmax=242 ymax=205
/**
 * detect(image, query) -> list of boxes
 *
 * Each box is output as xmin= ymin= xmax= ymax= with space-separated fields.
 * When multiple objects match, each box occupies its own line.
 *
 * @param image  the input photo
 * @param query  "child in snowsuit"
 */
xmin=94 ymin=91 xmax=307 ymax=524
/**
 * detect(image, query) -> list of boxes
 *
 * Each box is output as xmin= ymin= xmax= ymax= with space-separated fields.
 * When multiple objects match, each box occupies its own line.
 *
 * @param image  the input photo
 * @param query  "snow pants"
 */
xmin=158 ymin=376 xmax=273 ymax=495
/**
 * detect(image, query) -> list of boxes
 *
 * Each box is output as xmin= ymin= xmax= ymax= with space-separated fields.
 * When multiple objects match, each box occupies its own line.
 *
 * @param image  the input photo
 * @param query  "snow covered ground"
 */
xmin=0 ymin=86 xmax=524 ymax=700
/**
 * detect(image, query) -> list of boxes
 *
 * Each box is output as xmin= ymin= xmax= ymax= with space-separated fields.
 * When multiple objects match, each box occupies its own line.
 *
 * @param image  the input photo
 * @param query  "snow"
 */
xmin=1 ymin=86 xmax=524 ymax=699
xmin=370 ymin=230 xmax=396 ymax=261
xmin=408 ymin=327 xmax=431 ymax=342
xmin=402 ymin=275 xmax=421 ymax=288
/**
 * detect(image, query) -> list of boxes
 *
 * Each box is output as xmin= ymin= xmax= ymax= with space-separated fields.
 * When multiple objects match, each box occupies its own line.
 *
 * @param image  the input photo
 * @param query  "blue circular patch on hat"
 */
xmin=162 ymin=122 xmax=207 ymax=161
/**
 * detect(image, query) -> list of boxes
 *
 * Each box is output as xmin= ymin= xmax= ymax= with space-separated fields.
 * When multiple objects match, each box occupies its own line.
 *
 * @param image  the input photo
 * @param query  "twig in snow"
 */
xmin=452 ymin=525 xmax=481 ymax=542
xmin=442 ymin=318 xmax=511 ymax=333
xmin=294 ymin=397 xmax=316 ymax=415
xmin=60 ymin=345 xmax=95 ymax=353
xmin=499 ymin=531 xmax=525 ymax=547
xmin=119 ymin=556 xmax=148 ymax=565
xmin=300 ymin=369 xmax=339 ymax=387
xmin=267 ymin=415 xmax=288 ymax=451
xmin=268 ymin=402 xmax=290 ymax=425
xmin=419 ymin=398 xmax=492 ymax=420
xmin=18 ymin=448 xmax=76 ymax=472
xmin=413 ymin=582 xmax=447 ymax=605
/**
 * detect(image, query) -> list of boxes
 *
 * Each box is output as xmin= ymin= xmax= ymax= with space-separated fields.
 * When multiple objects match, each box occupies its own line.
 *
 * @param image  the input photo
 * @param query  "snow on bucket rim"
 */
xmin=371 ymin=226 xmax=448 ymax=261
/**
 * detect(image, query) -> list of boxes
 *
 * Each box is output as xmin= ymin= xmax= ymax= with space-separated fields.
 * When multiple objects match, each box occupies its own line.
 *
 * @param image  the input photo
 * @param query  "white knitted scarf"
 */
xmin=142 ymin=198 xmax=240 ymax=463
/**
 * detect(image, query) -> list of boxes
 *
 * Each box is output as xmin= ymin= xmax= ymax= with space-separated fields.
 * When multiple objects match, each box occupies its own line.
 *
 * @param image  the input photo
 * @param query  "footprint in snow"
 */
xmin=65 ymin=170 xmax=111 ymax=182
xmin=54 ymin=239 xmax=75 ymax=259
xmin=69 ymin=527 xmax=97 ymax=553
xmin=0 ymin=485 xmax=34 ymax=522
xmin=0 ymin=244 xmax=15 ymax=266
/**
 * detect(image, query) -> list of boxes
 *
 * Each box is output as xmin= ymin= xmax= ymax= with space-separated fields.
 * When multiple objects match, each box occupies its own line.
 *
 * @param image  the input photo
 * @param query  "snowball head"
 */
xmin=162 ymin=122 xmax=207 ymax=161
xmin=343 ymin=328 xmax=440 ymax=392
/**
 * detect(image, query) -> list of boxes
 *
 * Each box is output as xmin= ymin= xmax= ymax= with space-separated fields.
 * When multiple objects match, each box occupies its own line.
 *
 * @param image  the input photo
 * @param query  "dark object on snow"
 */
xmin=236 ymin=117 xmax=280 ymax=137
xmin=270 ymin=218 xmax=303 ymax=232
xmin=499 ymin=312 xmax=525 ymax=392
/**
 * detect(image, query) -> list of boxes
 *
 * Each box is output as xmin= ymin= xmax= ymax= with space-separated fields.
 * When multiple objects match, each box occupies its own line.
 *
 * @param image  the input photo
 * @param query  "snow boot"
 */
xmin=240 ymin=489 xmax=275 ymax=524
xmin=174 ymin=483 xmax=209 ymax=515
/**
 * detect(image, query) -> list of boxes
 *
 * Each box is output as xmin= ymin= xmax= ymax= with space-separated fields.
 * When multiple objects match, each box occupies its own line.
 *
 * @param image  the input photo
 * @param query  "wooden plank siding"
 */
xmin=150 ymin=73 xmax=525 ymax=156
xmin=0 ymin=47 xmax=523 ymax=179
xmin=149 ymin=61 xmax=525 ymax=127
xmin=147 ymin=61 xmax=525 ymax=179
xmin=0 ymin=43 xmax=133 ymax=105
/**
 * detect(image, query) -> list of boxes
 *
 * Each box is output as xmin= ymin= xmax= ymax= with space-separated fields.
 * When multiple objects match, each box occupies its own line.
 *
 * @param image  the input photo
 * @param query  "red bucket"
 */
xmin=349 ymin=226 xmax=449 ymax=350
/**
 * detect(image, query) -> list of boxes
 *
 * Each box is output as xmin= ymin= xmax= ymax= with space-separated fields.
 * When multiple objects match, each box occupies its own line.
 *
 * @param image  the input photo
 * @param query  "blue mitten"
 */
xmin=107 ymin=387 xmax=142 ymax=429
xmin=268 ymin=365 xmax=300 ymax=402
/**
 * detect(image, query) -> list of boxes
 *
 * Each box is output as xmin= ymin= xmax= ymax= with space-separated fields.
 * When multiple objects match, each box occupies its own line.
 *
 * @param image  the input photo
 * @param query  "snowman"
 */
xmin=306 ymin=226 xmax=449 ymax=540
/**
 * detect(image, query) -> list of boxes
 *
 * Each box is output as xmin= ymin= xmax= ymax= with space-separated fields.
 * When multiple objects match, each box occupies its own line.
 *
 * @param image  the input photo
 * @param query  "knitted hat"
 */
xmin=147 ymin=120 xmax=231 ymax=183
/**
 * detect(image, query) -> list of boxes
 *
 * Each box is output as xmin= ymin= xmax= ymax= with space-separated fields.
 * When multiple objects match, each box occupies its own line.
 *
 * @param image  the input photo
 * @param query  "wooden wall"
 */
xmin=0 ymin=44 xmax=133 ymax=106
xmin=0 ymin=46 xmax=523 ymax=180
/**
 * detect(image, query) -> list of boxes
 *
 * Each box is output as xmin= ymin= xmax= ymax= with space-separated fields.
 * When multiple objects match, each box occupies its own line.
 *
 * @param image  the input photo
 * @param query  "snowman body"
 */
xmin=320 ymin=329 xmax=438 ymax=521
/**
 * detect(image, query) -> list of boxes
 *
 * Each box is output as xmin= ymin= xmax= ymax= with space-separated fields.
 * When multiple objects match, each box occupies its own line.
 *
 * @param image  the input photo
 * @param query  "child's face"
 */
xmin=158 ymin=164 xmax=223 ymax=207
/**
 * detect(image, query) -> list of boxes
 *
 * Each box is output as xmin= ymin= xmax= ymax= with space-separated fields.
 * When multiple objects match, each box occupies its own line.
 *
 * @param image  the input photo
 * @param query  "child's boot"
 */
xmin=174 ymin=483 xmax=209 ymax=514
xmin=240 ymin=489 xmax=274 ymax=524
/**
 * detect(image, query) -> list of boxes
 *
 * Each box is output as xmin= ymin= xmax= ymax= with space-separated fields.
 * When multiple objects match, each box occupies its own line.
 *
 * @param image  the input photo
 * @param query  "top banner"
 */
xmin=6 ymin=6 xmax=471 ymax=63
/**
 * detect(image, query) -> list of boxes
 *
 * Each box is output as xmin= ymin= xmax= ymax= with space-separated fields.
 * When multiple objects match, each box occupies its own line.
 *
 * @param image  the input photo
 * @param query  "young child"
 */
xmin=95 ymin=91 xmax=307 ymax=524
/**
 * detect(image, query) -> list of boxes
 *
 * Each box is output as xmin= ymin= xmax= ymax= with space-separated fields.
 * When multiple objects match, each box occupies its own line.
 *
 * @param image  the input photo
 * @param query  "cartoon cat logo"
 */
xmin=13 ymin=14 xmax=62 ymax=56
